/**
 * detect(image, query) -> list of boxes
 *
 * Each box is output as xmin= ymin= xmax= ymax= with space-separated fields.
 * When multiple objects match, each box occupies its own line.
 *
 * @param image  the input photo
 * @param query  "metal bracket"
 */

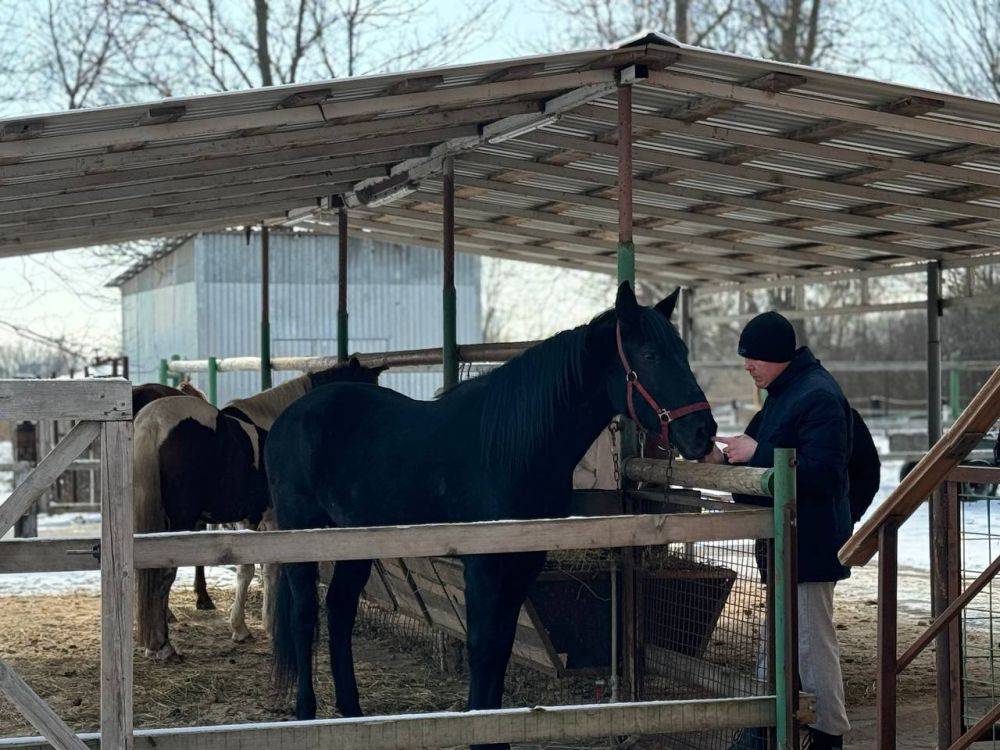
xmin=67 ymin=542 xmax=101 ymax=562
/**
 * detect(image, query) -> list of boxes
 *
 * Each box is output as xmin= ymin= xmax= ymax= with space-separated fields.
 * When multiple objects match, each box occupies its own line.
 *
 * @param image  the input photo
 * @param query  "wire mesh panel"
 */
xmin=960 ymin=464 xmax=1000 ymax=745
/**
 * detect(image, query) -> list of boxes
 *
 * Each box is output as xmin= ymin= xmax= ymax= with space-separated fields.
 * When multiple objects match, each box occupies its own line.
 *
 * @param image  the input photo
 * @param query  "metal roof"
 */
xmin=5 ymin=32 xmax=1000 ymax=288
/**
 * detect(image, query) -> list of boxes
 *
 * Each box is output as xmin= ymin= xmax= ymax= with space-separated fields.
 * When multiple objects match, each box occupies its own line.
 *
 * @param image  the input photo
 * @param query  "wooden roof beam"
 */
xmin=458 ymin=152 xmax=997 ymax=252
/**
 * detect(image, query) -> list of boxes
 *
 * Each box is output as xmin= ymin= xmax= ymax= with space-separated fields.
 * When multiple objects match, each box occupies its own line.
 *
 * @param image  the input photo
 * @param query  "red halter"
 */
xmin=616 ymin=322 xmax=712 ymax=450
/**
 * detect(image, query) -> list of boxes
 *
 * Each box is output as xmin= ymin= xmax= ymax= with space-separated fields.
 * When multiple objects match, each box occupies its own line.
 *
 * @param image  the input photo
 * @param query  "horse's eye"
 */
xmin=641 ymin=351 xmax=657 ymax=362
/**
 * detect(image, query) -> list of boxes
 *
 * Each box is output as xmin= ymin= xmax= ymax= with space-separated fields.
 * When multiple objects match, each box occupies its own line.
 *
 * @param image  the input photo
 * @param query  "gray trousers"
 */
xmin=758 ymin=582 xmax=850 ymax=736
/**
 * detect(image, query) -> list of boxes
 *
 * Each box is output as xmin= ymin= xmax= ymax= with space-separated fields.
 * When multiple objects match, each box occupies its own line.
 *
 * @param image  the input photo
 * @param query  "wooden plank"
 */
xmin=100 ymin=421 xmax=133 ymax=750
xmin=948 ymin=702 xmax=1000 ymax=750
xmin=625 ymin=458 xmax=773 ymax=497
xmin=841 ymin=365 xmax=1000 ymax=566
xmin=0 ymin=380 xmax=130 ymax=421
xmin=877 ymin=522 xmax=899 ymax=749
xmin=645 ymin=645 xmax=758 ymax=698
xmin=573 ymin=103 xmax=1000 ymax=190
xmin=0 ymin=421 xmax=100 ymax=537
xmin=0 ymin=511 xmax=775 ymax=575
xmin=647 ymin=70 xmax=1000 ymax=150
xmin=457 ymin=154 xmax=996 ymax=251
xmin=944 ymin=465 xmax=1000 ymax=484
xmin=0 ymin=105 xmax=533 ymax=183
xmin=529 ymin=131 xmax=996 ymax=231
xmin=0 ymin=659 xmax=89 ymax=750
xmin=0 ymin=72 xmax=613 ymax=161
xmin=0 ymin=696 xmax=778 ymax=749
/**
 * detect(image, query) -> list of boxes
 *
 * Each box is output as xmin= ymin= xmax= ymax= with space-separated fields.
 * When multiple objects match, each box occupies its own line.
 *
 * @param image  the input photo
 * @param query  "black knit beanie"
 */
xmin=738 ymin=311 xmax=796 ymax=362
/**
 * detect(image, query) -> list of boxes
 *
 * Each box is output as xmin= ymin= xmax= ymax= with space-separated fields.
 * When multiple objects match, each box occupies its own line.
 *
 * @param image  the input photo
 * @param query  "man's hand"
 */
xmin=699 ymin=444 xmax=726 ymax=465
xmin=716 ymin=434 xmax=758 ymax=464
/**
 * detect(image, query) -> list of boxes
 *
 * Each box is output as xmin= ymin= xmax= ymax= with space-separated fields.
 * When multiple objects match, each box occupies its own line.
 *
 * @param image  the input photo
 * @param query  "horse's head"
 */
xmin=309 ymin=356 xmax=387 ymax=387
xmin=601 ymin=282 xmax=716 ymax=460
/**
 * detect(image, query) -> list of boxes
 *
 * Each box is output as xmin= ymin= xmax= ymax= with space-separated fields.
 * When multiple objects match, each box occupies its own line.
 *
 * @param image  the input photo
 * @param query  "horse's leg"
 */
xmin=142 ymin=566 xmax=181 ymax=660
xmin=259 ymin=509 xmax=279 ymax=638
xmin=194 ymin=565 xmax=215 ymax=610
xmin=228 ymin=521 xmax=258 ymax=642
xmin=230 ymin=562 xmax=256 ymax=642
xmin=463 ymin=552 xmax=546 ymax=750
xmin=325 ymin=559 xmax=373 ymax=717
xmin=286 ymin=561 xmax=320 ymax=719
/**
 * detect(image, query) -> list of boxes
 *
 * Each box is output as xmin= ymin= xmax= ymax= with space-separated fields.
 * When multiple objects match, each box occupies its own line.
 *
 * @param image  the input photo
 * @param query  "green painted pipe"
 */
xmin=169 ymin=354 xmax=181 ymax=388
xmin=617 ymin=241 xmax=635 ymax=285
xmin=950 ymin=368 xmax=961 ymax=418
xmin=207 ymin=356 xmax=218 ymax=407
xmin=158 ymin=359 xmax=168 ymax=386
xmin=759 ymin=467 xmax=775 ymax=497
xmin=772 ymin=447 xmax=797 ymax=748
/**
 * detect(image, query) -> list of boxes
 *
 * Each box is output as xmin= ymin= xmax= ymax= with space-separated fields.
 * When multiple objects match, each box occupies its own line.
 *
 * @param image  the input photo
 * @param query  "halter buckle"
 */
xmin=657 ymin=408 xmax=671 ymax=423
xmin=626 ymin=370 xmax=639 ymax=383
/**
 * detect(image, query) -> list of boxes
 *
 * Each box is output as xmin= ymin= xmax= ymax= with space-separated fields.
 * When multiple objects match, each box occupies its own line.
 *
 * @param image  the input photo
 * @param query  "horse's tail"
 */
xmin=133 ymin=414 xmax=169 ymax=649
xmin=271 ymin=562 xmax=317 ymax=696
xmin=178 ymin=381 xmax=208 ymax=401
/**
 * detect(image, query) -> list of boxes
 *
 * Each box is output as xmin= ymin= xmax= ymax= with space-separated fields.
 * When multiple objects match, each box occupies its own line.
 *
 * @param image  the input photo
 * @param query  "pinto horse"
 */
xmin=267 ymin=283 xmax=716 ymax=748
xmin=132 ymin=358 xmax=384 ymax=660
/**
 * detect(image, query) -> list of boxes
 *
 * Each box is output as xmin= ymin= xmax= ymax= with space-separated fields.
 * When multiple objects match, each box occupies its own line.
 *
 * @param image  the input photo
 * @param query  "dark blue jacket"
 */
xmin=734 ymin=347 xmax=853 ymax=583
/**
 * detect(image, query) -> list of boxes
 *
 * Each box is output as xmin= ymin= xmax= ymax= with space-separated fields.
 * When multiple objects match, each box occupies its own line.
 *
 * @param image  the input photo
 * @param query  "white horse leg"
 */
xmin=230 ymin=562 xmax=256 ymax=642
xmin=258 ymin=508 xmax=279 ymax=638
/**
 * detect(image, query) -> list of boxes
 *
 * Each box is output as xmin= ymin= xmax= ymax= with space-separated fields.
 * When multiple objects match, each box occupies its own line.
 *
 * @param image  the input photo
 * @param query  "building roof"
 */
xmin=5 ymin=32 xmax=1000 ymax=288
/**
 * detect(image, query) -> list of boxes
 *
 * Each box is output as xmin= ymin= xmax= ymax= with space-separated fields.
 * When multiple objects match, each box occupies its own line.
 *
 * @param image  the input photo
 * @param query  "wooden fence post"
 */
xmin=100 ymin=420 xmax=133 ymax=750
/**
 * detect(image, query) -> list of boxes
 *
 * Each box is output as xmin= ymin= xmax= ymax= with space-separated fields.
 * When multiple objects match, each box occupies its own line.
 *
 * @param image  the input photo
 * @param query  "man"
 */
xmin=705 ymin=311 xmax=852 ymax=749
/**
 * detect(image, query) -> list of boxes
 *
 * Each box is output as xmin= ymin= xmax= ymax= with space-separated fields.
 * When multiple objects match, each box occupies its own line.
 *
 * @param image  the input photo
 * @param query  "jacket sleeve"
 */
xmin=750 ymin=391 xmax=849 ymax=501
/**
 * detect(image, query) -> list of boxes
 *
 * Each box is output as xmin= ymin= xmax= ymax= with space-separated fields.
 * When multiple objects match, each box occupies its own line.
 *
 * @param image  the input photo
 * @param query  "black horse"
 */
xmin=267 ymin=283 xmax=717 ymax=748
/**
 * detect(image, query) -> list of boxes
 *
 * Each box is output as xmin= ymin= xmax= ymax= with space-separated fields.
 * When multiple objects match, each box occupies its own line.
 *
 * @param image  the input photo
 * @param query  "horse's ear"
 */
xmin=348 ymin=356 xmax=361 ymax=369
xmin=654 ymin=288 xmax=681 ymax=321
xmin=615 ymin=281 xmax=641 ymax=328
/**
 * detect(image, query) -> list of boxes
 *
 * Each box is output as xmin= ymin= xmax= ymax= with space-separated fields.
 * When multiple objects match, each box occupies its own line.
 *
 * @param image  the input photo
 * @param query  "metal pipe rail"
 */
xmin=165 ymin=341 xmax=535 ymax=375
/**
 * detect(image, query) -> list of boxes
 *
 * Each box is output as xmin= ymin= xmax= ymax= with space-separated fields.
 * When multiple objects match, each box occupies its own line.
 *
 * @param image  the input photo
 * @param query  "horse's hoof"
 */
xmin=196 ymin=599 xmax=217 ymax=611
xmin=231 ymin=627 xmax=252 ymax=643
xmin=143 ymin=643 xmax=183 ymax=662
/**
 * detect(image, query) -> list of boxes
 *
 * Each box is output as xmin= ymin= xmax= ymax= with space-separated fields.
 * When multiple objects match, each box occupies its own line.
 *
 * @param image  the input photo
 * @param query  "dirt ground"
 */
xmin=0 ymin=563 xmax=969 ymax=747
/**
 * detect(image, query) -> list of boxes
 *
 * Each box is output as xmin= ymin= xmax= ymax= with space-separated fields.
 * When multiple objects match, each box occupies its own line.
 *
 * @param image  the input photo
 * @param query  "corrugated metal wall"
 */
xmin=119 ymin=239 xmax=200 ymax=385
xmin=119 ymin=231 xmax=481 ymax=405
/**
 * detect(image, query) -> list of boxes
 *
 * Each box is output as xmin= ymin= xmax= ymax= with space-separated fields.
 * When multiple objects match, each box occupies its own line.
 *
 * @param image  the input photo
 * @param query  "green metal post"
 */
xmin=442 ymin=156 xmax=458 ymax=390
xmin=207 ymin=356 xmax=218 ymax=407
xmin=260 ymin=226 xmax=272 ymax=390
xmin=158 ymin=359 xmax=168 ymax=385
xmin=169 ymin=354 xmax=181 ymax=388
xmin=773 ymin=447 xmax=798 ymax=749
xmin=337 ymin=207 xmax=349 ymax=362
xmin=949 ymin=367 xmax=961 ymax=420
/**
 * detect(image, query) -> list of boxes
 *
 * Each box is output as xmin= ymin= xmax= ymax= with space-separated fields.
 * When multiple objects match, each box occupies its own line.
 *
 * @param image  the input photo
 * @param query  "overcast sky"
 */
xmin=0 ymin=0 xmax=952 ymax=355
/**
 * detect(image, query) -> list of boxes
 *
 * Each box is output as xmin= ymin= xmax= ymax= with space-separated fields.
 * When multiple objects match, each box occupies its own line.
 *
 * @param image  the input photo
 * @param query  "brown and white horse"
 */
xmin=132 ymin=359 xmax=384 ymax=660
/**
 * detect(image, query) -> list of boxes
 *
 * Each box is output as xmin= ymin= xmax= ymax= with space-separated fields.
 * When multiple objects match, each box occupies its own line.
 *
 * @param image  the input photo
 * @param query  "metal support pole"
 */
xmin=207 ymin=356 xmax=218 ymax=407
xmin=773 ymin=447 xmax=799 ymax=749
xmin=158 ymin=359 xmax=168 ymax=386
xmin=442 ymin=156 xmax=458 ymax=391
xmin=950 ymin=367 xmax=961 ymax=420
xmin=338 ymin=207 xmax=349 ymax=363
xmin=616 ymin=78 xmax=643 ymax=702
xmin=927 ymin=262 xmax=942 ymax=447
xmin=169 ymin=354 xmax=180 ymax=388
xmin=931 ymin=482 xmax=963 ymax=745
xmin=877 ymin=519 xmax=900 ymax=750
xmin=260 ymin=226 xmax=272 ymax=390
xmin=617 ymin=84 xmax=635 ymax=285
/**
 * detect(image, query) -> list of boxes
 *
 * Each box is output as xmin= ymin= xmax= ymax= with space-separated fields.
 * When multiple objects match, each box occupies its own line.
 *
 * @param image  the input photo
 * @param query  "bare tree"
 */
xmin=537 ymin=0 xmax=742 ymax=50
xmin=738 ymin=0 xmax=878 ymax=69
xmin=897 ymin=0 xmax=1000 ymax=101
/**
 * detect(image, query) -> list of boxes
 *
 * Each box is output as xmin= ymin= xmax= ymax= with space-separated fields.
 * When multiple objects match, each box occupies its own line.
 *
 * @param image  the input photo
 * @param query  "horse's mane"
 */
xmin=454 ymin=306 xmax=677 ymax=473
xmin=456 ymin=323 xmax=591 ymax=473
